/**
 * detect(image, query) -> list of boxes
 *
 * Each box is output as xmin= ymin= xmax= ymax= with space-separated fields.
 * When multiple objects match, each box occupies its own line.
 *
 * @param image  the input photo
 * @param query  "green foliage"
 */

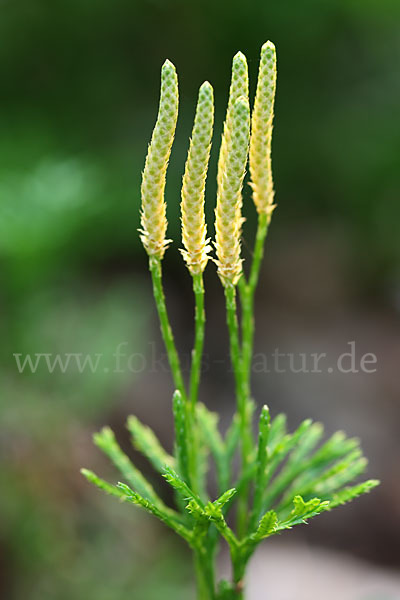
xmin=84 ymin=410 xmax=379 ymax=598
xmin=81 ymin=469 xmax=126 ymax=500
xmin=249 ymin=511 xmax=278 ymax=543
xmin=117 ymin=482 xmax=193 ymax=542
xmin=93 ymin=426 xmax=160 ymax=506
xmin=329 ymin=479 xmax=380 ymax=509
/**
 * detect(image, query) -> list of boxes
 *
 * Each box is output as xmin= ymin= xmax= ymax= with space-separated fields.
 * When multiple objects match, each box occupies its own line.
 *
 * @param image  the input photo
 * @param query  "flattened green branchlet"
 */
xmin=215 ymin=96 xmax=250 ymax=286
xmin=249 ymin=41 xmax=277 ymax=217
xmin=140 ymin=60 xmax=179 ymax=259
xmin=181 ymin=81 xmax=214 ymax=274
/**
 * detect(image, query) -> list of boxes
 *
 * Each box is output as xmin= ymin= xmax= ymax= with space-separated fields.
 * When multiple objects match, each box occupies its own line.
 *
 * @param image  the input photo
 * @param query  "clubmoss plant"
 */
xmin=82 ymin=41 xmax=379 ymax=599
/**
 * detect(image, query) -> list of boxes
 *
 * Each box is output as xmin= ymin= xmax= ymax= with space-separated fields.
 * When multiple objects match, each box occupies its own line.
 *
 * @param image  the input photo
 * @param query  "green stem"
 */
xmin=240 ymin=211 xmax=269 ymax=384
xmin=231 ymin=554 xmax=247 ymax=600
xmin=184 ymin=272 xmax=206 ymax=496
xmin=194 ymin=548 xmax=216 ymax=600
xmin=224 ymin=285 xmax=252 ymax=535
xmin=234 ymin=212 xmax=270 ymax=535
xmin=149 ymin=256 xmax=187 ymax=400
xmin=187 ymin=273 xmax=206 ymax=495
xmin=224 ymin=285 xmax=245 ymax=420
xmin=149 ymin=256 xmax=205 ymax=494
xmin=190 ymin=273 xmax=205 ymax=409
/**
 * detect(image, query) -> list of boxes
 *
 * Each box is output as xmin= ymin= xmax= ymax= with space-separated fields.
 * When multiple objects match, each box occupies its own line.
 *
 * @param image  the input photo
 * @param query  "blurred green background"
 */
xmin=1 ymin=0 xmax=400 ymax=598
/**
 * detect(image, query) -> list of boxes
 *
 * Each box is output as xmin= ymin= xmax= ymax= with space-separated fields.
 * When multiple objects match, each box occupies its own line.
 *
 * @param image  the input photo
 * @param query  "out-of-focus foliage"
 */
xmin=0 ymin=280 xmax=161 ymax=598
xmin=2 ymin=282 xmax=150 ymax=417
xmin=1 ymin=459 xmax=192 ymax=600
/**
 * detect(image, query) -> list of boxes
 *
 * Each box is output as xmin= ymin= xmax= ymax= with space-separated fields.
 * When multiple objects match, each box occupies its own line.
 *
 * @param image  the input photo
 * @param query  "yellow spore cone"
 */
xmin=215 ymin=96 xmax=250 ymax=286
xmin=180 ymin=81 xmax=214 ymax=274
xmin=140 ymin=59 xmax=179 ymax=259
xmin=249 ymin=41 xmax=277 ymax=220
xmin=217 ymin=51 xmax=249 ymax=197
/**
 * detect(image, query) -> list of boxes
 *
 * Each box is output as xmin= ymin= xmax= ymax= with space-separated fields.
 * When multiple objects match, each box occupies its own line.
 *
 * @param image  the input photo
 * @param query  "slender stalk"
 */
xmin=228 ymin=212 xmax=269 ymax=535
xmin=224 ymin=286 xmax=244 ymax=417
xmin=224 ymin=285 xmax=252 ymax=535
xmin=239 ymin=211 xmax=269 ymax=384
xmin=149 ymin=256 xmax=187 ymax=400
xmin=190 ymin=273 xmax=205 ymax=409
xmin=187 ymin=273 xmax=206 ymax=495
xmin=149 ymin=257 xmax=204 ymax=494
xmin=231 ymin=556 xmax=247 ymax=600
xmin=194 ymin=548 xmax=216 ymax=600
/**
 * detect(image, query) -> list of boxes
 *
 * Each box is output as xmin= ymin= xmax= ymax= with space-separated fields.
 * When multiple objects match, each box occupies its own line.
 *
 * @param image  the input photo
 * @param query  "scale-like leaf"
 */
xmin=250 ymin=510 xmax=278 ymax=542
xmin=276 ymin=495 xmax=330 ymax=531
xmin=278 ymin=432 xmax=361 ymax=503
xmin=268 ymin=413 xmax=287 ymax=452
xmin=93 ymin=426 xmax=160 ymax=505
xmin=225 ymin=413 xmax=241 ymax=461
xmin=249 ymin=405 xmax=270 ymax=529
xmin=117 ymin=482 xmax=193 ymax=543
xmin=127 ymin=415 xmax=175 ymax=473
xmin=313 ymin=455 xmax=367 ymax=497
xmin=172 ymin=390 xmax=190 ymax=483
xmin=266 ymin=419 xmax=313 ymax=482
xmin=277 ymin=448 xmax=364 ymax=511
xmin=262 ymin=421 xmax=323 ymax=510
xmin=306 ymin=430 xmax=360 ymax=469
xmin=212 ymin=488 xmax=237 ymax=511
xmin=163 ymin=466 xmax=205 ymax=512
xmin=328 ymin=479 xmax=380 ymax=509
xmin=255 ymin=405 xmax=270 ymax=476
xmin=81 ymin=469 xmax=126 ymax=500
